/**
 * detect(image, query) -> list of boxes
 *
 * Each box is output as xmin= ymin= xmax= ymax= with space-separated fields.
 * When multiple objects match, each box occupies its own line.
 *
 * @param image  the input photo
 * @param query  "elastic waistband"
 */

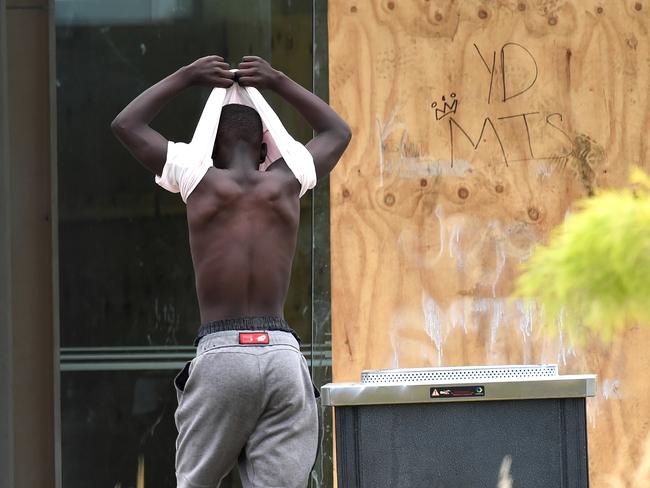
xmin=195 ymin=330 xmax=300 ymax=356
xmin=193 ymin=316 xmax=300 ymax=346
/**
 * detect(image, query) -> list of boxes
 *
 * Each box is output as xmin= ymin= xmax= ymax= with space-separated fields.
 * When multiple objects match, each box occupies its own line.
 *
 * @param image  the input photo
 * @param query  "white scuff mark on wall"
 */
xmin=423 ymin=210 xmax=564 ymax=364
xmin=489 ymin=299 xmax=505 ymax=353
xmin=376 ymin=108 xmax=471 ymax=182
xmin=491 ymin=229 xmax=507 ymax=297
xmin=397 ymin=293 xmax=579 ymax=370
xmin=587 ymin=378 xmax=623 ymax=429
xmin=389 ymin=310 xmax=417 ymax=369
xmin=472 ymin=298 xmax=490 ymax=315
xmin=515 ymin=300 xmax=535 ymax=364
xmin=376 ymin=108 xmax=402 ymax=187
xmin=399 ymin=129 xmax=409 ymax=159
xmin=535 ymin=161 xmax=553 ymax=179
xmin=434 ymin=205 xmax=446 ymax=262
xmin=416 ymin=291 xmax=533 ymax=365
xmin=449 ymin=223 xmax=459 ymax=258
xmin=449 ymin=223 xmax=465 ymax=271
xmin=567 ymin=344 xmax=577 ymax=360
xmin=493 ymin=241 xmax=507 ymax=297
xmin=602 ymin=378 xmax=622 ymax=400
xmin=449 ymin=298 xmax=468 ymax=334
xmin=517 ymin=244 xmax=534 ymax=264
xmin=556 ymin=311 xmax=577 ymax=364
xmin=420 ymin=344 xmax=432 ymax=364
xmin=383 ymin=158 xmax=472 ymax=178
xmin=389 ymin=326 xmax=401 ymax=369
xmin=515 ymin=300 xmax=534 ymax=344
xmin=422 ymin=291 xmax=445 ymax=366
xmin=425 ymin=195 xmax=539 ymax=313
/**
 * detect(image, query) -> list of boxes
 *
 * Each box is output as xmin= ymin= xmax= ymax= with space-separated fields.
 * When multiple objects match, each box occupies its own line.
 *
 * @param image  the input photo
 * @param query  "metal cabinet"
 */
xmin=323 ymin=365 xmax=596 ymax=488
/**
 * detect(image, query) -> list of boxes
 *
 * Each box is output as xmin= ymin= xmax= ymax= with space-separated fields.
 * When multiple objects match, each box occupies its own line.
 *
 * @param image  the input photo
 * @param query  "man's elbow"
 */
xmin=339 ymin=124 xmax=352 ymax=151
xmin=110 ymin=114 xmax=135 ymax=140
xmin=110 ymin=116 xmax=126 ymax=137
xmin=336 ymin=123 xmax=352 ymax=148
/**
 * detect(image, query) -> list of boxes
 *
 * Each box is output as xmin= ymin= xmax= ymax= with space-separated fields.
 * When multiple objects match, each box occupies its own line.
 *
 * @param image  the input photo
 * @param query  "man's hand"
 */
xmin=237 ymin=56 xmax=351 ymax=180
xmin=112 ymin=56 xmax=233 ymax=176
xmin=236 ymin=56 xmax=282 ymax=90
xmin=186 ymin=56 xmax=235 ymax=88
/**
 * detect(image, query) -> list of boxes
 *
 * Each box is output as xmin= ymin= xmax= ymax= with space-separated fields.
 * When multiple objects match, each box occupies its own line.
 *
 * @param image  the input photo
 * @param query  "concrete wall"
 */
xmin=0 ymin=0 xmax=58 ymax=487
xmin=0 ymin=0 xmax=13 ymax=486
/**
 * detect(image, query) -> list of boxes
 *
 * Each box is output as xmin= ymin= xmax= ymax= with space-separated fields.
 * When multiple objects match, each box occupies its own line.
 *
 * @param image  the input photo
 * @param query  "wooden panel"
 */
xmin=329 ymin=1 xmax=650 ymax=485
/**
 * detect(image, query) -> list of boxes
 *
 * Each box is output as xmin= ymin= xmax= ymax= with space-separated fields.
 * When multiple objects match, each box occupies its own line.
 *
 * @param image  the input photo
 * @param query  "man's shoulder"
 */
xmin=188 ymin=167 xmax=238 ymax=200
xmin=265 ymin=157 xmax=290 ymax=173
xmin=263 ymin=159 xmax=300 ymax=194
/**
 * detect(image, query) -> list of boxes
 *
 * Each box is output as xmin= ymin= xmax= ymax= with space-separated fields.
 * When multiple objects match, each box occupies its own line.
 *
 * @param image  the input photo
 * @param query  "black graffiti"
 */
xmin=474 ymin=42 xmax=539 ymax=104
xmin=431 ymin=93 xmax=458 ymax=120
xmin=498 ymin=112 xmax=539 ymax=159
xmin=449 ymin=116 xmax=509 ymax=166
xmin=430 ymin=41 xmax=575 ymax=167
xmin=448 ymin=112 xmax=573 ymax=167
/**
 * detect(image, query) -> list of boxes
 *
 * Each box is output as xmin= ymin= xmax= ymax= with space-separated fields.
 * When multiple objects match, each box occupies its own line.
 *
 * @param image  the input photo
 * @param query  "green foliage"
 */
xmin=514 ymin=169 xmax=650 ymax=341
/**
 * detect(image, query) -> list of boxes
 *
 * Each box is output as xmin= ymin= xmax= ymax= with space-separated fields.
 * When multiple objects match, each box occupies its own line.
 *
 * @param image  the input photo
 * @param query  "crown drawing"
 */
xmin=431 ymin=93 xmax=458 ymax=120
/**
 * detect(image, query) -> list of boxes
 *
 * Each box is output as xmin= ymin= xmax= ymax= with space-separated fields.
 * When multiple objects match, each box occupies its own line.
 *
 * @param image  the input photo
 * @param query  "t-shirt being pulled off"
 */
xmin=155 ymin=80 xmax=316 ymax=203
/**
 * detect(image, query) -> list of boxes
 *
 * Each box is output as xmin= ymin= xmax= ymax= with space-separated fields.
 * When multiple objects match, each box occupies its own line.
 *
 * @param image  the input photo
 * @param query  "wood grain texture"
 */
xmin=329 ymin=1 xmax=650 ymax=485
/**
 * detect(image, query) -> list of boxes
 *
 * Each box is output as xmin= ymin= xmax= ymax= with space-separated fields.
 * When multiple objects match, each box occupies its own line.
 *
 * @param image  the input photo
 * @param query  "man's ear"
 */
xmin=259 ymin=142 xmax=267 ymax=164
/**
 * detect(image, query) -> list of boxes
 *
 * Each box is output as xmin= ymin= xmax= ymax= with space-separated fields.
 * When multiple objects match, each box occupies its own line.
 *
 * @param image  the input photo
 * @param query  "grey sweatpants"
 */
xmin=173 ymin=330 xmax=319 ymax=488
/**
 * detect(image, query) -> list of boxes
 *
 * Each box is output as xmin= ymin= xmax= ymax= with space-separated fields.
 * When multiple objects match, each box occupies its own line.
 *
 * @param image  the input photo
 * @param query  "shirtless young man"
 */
xmin=111 ymin=55 xmax=351 ymax=488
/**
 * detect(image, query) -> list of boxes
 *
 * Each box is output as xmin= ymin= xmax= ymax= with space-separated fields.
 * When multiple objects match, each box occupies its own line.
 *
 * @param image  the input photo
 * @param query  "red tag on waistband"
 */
xmin=239 ymin=332 xmax=269 ymax=345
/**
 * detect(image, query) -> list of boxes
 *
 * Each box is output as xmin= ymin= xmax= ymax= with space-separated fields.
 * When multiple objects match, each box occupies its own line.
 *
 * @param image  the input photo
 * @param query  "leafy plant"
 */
xmin=514 ymin=168 xmax=650 ymax=341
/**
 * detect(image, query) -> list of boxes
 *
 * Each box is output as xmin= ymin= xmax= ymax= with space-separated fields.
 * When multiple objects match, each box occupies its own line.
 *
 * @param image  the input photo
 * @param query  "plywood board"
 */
xmin=329 ymin=1 xmax=650 ymax=485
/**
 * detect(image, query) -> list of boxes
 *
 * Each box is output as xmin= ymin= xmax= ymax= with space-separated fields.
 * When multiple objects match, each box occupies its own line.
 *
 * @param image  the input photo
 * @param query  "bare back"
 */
xmin=185 ymin=161 xmax=301 ymax=323
xmin=111 ymin=55 xmax=350 ymax=332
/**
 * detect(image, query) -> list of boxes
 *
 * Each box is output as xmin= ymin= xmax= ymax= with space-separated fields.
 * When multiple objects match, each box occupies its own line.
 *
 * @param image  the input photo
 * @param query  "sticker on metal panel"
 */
xmin=430 ymin=386 xmax=485 ymax=398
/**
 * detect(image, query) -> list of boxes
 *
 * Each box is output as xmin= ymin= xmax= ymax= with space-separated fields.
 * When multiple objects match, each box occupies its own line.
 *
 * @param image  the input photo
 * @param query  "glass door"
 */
xmin=55 ymin=1 xmax=322 ymax=486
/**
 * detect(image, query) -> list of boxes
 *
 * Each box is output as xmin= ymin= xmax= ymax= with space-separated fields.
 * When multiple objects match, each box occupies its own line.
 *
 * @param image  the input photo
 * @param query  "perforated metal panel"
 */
xmin=360 ymin=364 xmax=558 ymax=384
xmin=330 ymin=365 xmax=592 ymax=487
xmin=334 ymin=398 xmax=589 ymax=488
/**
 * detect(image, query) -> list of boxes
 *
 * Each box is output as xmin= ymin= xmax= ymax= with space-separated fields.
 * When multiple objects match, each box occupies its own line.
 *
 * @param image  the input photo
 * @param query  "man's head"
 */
xmin=212 ymin=104 xmax=266 ymax=167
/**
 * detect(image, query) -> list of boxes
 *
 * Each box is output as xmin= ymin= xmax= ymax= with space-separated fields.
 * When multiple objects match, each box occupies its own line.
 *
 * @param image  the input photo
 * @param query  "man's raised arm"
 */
xmin=237 ymin=56 xmax=351 ymax=180
xmin=111 ymin=56 xmax=234 ymax=175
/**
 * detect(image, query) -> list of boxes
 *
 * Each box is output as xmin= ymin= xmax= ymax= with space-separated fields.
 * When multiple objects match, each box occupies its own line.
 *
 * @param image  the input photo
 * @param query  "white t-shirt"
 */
xmin=154 ymin=81 xmax=316 ymax=203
